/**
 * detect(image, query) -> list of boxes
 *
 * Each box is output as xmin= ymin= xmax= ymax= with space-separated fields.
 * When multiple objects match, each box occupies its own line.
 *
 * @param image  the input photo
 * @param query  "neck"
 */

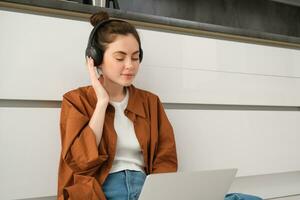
xmin=102 ymin=75 xmax=126 ymax=102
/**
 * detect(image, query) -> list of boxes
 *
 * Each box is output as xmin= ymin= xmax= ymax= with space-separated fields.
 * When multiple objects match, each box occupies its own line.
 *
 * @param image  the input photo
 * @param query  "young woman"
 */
xmin=57 ymin=11 xmax=177 ymax=200
xmin=57 ymin=11 xmax=262 ymax=200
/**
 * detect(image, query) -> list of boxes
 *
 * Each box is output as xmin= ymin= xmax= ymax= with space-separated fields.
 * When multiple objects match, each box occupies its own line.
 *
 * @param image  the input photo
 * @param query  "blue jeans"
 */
xmin=102 ymin=170 xmax=262 ymax=200
xmin=225 ymin=193 xmax=262 ymax=200
xmin=102 ymin=170 xmax=146 ymax=200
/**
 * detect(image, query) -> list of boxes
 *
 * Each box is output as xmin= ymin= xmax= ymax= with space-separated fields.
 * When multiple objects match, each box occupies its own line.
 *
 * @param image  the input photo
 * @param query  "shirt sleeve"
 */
xmin=152 ymin=97 xmax=178 ymax=173
xmin=60 ymin=94 xmax=108 ymax=174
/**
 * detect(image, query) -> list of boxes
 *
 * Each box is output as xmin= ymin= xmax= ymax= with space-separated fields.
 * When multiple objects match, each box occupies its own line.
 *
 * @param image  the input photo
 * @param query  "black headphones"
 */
xmin=85 ymin=19 xmax=143 ymax=66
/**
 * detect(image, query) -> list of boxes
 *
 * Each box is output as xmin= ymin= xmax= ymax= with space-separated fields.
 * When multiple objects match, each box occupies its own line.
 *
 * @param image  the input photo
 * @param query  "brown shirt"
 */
xmin=57 ymin=84 xmax=178 ymax=200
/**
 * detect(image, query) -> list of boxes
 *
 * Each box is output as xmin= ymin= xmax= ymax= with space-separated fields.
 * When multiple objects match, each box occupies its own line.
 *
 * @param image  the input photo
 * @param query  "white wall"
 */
xmin=0 ymin=8 xmax=300 ymax=200
xmin=0 ymin=108 xmax=60 ymax=200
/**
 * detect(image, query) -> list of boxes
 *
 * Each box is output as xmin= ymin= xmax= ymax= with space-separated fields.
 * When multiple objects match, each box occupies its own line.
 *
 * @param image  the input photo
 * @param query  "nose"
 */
xmin=125 ymin=58 xmax=134 ymax=69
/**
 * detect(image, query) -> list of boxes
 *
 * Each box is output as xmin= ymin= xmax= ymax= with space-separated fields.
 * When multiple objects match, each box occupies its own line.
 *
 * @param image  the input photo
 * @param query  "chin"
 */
xmin=122 ymin=81 xmax=133 ymax=87
xmin=119 ymin=78 xmax=135 ymax=87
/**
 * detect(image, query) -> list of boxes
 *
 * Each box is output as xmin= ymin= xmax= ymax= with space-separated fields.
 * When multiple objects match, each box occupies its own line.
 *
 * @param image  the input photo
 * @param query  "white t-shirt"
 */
xmin=109 ymin=88 xmax=145 ymax=174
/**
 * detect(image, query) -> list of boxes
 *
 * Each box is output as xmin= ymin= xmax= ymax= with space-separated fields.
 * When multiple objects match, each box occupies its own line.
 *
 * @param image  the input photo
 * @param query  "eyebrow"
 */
xmin=113 ymin=50 xmax=140 ymax=55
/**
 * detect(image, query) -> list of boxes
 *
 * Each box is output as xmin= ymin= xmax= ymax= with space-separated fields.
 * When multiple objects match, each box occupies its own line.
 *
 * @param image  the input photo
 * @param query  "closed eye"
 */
xmin=116 ymin=58 xmax=124 ymax=61
xmin=116 ymin=58 xmax=139 ymax=61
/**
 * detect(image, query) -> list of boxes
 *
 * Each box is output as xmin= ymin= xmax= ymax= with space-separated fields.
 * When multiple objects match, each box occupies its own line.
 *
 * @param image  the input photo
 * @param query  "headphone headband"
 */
xmin=87 ymin=19 xmax=125 ymax=49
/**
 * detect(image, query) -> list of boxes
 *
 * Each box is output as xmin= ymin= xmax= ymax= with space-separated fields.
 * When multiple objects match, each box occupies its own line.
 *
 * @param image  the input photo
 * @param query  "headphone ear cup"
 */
xmin=85 ymin=45 xmax=103 ymax=66
xmin=139 ymin=47 xmax=143 ymax=62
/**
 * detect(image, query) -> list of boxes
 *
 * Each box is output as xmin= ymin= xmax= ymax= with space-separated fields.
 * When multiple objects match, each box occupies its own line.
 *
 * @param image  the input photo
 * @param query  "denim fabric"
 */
xmin=102 ymin=170 xmax=262 ymax=200
xmin=225 ymin=193 xmax=263 ymax=200
xmin=102 ymin=170 xmax=146 ymax=200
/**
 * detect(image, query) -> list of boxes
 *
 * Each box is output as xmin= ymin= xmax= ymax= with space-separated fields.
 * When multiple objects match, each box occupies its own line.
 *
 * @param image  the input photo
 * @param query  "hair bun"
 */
xmin=90 ymin=11 xmax=110 ymax=27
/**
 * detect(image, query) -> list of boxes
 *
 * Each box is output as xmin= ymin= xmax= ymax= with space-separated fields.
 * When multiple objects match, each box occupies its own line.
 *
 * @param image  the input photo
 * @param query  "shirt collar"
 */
xmin=126 ymin=84 xmax=146 ymax=118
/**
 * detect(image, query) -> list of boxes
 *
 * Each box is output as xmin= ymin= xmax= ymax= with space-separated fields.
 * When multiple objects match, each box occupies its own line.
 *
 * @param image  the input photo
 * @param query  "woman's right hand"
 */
xmin=86 ymin=56 xmax=109 ymax=105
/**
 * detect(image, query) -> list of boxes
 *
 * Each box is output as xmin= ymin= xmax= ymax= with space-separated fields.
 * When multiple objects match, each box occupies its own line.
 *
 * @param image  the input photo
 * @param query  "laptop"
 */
xmin=138 ymin=168 xmax=237 ymax=200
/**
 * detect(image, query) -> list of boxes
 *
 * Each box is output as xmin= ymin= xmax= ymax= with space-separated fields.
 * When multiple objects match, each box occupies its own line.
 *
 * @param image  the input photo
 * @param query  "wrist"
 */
xmin=96 ymin=100 xmax=109 ymax=108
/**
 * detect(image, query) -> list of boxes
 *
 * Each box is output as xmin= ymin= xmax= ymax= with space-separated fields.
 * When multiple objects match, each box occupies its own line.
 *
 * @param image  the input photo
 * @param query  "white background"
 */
xmin=0 ymin=9 xmax=299 ymax=200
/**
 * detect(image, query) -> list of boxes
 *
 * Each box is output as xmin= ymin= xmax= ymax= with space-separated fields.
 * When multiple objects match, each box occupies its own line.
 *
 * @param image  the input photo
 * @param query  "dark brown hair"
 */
xmin=89 ymin=11 xmax=142 ymax=52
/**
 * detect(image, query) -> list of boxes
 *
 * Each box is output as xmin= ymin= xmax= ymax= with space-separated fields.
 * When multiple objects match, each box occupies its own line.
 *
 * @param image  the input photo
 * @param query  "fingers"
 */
xmin=86 ymin=56 xmax=96 ymax=73
xmin=86 ymin=56 xmax=99 ymax=82
xmin=86 ymin=56 xmax=94 ymax=67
